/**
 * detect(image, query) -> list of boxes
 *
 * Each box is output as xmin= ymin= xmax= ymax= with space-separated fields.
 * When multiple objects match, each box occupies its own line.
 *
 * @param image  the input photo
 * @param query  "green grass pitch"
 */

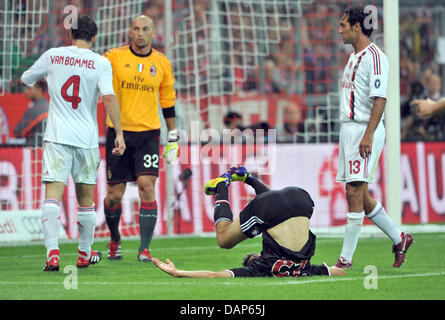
xmin=1 ymin=233 xmax=444 ymax=300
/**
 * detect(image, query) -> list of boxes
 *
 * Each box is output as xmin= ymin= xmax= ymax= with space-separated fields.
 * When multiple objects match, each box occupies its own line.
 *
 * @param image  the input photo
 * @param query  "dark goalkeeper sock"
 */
xmin=104 ymin=200 xmax=122 ymax=243
xmin=139 ymin=201 xmax=157 ymax=252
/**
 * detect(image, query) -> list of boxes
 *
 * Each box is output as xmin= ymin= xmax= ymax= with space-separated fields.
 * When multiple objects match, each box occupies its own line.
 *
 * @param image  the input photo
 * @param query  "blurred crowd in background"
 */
xmin=0 ymin=0 xmax=444 ymax=145
xmin=398 ymin=10 xmax=445 ymax=141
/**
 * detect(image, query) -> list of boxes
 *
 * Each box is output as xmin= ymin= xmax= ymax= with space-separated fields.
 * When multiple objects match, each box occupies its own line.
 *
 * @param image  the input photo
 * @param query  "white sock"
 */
xmin=340 ymin=211 xmax=365 ymax=261
xmin=77 ymin=205 xmax=96 ymax=259
xmin=367 ymin=201 xmax=402 ymax=245
xmin=42 ymin=199 xmax=61 ymax=257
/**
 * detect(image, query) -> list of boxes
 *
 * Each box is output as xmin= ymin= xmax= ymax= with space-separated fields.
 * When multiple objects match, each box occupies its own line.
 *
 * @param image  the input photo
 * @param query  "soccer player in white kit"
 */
xmin=334 ymin=6 xmax=413 ymax=269
xmin=21 ymin=16 xmax=126 ymax=271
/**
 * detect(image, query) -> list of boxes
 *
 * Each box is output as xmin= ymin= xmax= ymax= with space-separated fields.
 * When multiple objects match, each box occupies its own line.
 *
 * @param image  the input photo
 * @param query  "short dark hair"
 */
xmin=71 ymin=16 xmax=98 ymax=42
xmin=344 ymin=5 xmax=374 ymax=38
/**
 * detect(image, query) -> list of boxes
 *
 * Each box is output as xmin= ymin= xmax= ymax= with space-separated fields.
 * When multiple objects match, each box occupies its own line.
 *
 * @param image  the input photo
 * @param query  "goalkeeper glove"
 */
xmin=163 ymin=129 xmax=179 ymax=164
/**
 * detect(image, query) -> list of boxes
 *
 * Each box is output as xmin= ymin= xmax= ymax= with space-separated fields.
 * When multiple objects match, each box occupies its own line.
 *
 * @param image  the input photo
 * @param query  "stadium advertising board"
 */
xmin=0 ymin=210 xmax=68 ymax=242
xmin=0 ymin=143 xmax=444 ymax=240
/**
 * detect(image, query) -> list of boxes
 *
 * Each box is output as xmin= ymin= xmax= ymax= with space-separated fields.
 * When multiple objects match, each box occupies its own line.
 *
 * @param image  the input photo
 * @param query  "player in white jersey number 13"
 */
xmin=334 ymin=6 xmax=413 ymax=269
xmin=20 ymin=16 xmax=126 ymax=271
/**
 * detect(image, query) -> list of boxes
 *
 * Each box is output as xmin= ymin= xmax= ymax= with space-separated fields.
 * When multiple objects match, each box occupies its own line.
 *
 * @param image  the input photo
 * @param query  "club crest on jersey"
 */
xmin=150 ymin=64 xmax=156 ymax=76
xmin=375 ymin=79 xmax=381 ymax=88
xmin=137 ymin=63 xmax=144 ymax=72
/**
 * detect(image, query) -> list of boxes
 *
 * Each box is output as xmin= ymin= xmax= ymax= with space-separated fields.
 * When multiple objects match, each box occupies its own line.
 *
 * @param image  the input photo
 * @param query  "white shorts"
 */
xmin=336 ymin=121 xmax=385 ymax=184
xmin=42 ymin=141 xmax=100 ymax=185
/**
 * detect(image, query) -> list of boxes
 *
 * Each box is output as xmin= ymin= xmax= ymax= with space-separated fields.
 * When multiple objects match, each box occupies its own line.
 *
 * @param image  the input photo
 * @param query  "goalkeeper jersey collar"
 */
xmin=129 ymin=45 xmax=153 ymax=58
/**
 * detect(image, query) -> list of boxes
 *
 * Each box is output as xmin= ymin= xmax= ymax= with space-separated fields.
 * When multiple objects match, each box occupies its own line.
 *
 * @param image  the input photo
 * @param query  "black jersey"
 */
xmin=228 ymin=231 xmax=328 ymax=278
xmin=228 ymin=186 xmax=328 ymax=278
xmin=227 ymin=254 xmax=329 ymax=278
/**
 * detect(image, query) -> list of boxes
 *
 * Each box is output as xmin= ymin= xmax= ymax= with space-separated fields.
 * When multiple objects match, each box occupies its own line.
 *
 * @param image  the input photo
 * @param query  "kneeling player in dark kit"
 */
xmin=153 ymin=166 xmax=346 ymax=278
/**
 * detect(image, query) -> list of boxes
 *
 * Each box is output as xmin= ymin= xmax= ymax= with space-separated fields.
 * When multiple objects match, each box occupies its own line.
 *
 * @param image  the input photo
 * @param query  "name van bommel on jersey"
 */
xmin=50 ymin=55 xmax=96 ymax=69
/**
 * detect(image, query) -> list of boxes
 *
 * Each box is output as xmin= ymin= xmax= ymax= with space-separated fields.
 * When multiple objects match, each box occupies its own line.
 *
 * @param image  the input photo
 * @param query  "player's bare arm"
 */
xmin=152 ymin=257 xmax=232 ymax=278
xmin=152 ymin=257 xmax=346 ymax=278
xmin=360 ymin=97 xmax=386 ymax=158
xmin=165 ymin=117 xmax=176 ymax=132
xmin=102 ymin=94 xmax=126 ymax=155
xmin=329 ymin=267 xmax=347 ymax=276
xmin=215 ymin=218 xmax=248 ymax=249
xmin=411 ymin=98 xmax=445 ymax=118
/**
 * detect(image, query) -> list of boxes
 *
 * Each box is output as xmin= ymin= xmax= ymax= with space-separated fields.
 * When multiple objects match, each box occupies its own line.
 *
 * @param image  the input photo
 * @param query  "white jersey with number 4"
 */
xmin=339 ymin=42 xmax=388 ymax=124
xmin=21 ymin=45 xmax=115 ymax=148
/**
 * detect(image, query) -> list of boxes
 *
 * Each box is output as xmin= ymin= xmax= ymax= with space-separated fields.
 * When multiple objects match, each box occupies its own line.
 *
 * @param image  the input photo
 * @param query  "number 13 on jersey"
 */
xmin=349 ymin=160 xmax=361 ymax=174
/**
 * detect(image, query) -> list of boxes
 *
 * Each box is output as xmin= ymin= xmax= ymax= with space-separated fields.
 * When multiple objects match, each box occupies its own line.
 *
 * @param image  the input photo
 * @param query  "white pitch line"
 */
xmin=257 ymin=271 xmax=445 ymax=286
xmin=0 ymin=271 xmax=444 ymax=287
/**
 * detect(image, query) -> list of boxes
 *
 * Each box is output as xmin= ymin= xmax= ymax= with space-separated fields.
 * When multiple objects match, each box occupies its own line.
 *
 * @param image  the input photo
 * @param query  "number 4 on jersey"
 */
xmin=61 ymin=75 xmax=82 ymax=109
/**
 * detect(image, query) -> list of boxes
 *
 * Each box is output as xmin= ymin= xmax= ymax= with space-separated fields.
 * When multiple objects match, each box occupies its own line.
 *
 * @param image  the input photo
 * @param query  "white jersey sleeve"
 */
xmin=21 ymin=49 xmax=51 ymax=87
xmin=367 ymin=46 xmax=389 ymax=99
xmin=98 ymin=57 xmax=115 ymax=96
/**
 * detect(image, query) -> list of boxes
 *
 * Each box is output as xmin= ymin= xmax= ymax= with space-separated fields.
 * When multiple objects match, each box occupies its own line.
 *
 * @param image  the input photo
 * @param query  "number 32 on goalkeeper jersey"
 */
xmin=339 ymin=42 xmax=389 ymax=124
xmin=21 ymin=46 xmax=116 ymax=149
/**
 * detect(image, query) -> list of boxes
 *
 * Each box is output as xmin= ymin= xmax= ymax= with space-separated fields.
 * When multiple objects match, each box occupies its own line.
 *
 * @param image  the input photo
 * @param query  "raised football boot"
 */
xmin=333 ymin=256 xmax=353 ymax=269
xmin=226 ymin=165 xmax=251 ymax=183
xmin=43 ymin=249 xmax=60 ymax=272
xmin=76 ymin=249 xmax=102 ymax=268
xmin=107 ymin=240 xmax=123 ymax=260
xmin=204 ymin=173 xmax=231 ymax=195
xmin=393 ymin=232 xmax=414 ymax=268
xmin=138 ymin=248 xmax=152 ymax=263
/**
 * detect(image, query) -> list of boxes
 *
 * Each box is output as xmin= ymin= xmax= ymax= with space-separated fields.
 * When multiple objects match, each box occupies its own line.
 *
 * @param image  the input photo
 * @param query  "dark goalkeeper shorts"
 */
xmin=106 ymin=128 xmax=160 ymax=183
